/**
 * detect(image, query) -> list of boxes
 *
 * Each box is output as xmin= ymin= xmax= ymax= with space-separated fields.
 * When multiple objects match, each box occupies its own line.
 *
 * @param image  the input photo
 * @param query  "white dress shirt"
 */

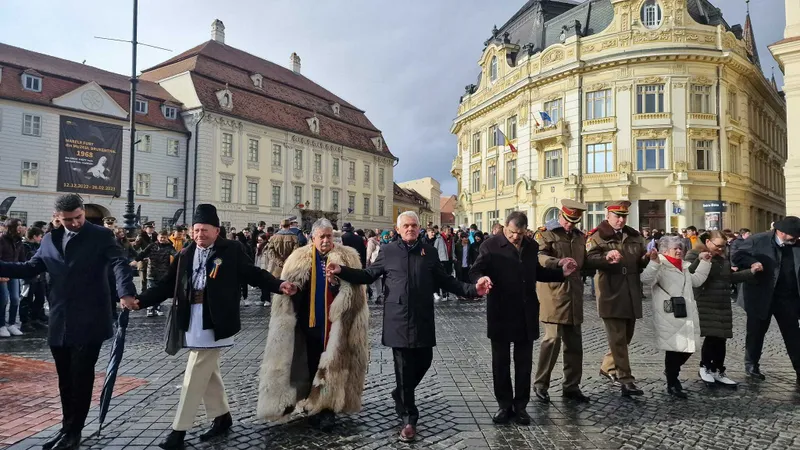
xmin=62 ymin=231 xmax=77 ymax=253
xmin=186 ymin=244 xmax=233 ymax=349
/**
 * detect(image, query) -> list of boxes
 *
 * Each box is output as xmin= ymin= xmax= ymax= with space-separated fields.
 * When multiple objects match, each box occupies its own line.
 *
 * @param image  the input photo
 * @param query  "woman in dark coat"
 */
xmin=686 ymin=230 xmax=760 ymax=387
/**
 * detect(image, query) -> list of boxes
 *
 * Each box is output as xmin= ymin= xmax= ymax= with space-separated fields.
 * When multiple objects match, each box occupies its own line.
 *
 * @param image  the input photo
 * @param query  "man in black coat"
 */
xmin=732 ymin=217 xmax=800 ymax=390
xmin=341 ymin=222 xmax=367 ymax=268
xmin=470 ymin=211 xmax=573 ymax=425
xmin=327 ymin=211 xmax=490 ymax=443
xmin=0 ymin=194 xmax=136 ymax=450
xmin=729 ymin=228 xmax=751 ymax=266
xmin=130 ymin=204 xmax=297 ymax=449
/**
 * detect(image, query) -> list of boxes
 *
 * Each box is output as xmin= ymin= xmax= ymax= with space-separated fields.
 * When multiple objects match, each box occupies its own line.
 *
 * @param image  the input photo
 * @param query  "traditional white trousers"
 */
xmin=172 ymin=348 xmax=230 ymax=430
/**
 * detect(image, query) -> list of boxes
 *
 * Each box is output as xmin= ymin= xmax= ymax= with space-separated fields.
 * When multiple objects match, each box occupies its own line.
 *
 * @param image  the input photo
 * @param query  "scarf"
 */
xmin=664 ymin=254 xmax=683 ymax=271
xmin=309 ymin=245 xmax=336 ymax=348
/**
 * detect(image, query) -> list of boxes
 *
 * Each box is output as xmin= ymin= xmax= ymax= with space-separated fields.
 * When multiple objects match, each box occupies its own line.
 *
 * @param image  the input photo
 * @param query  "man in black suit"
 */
xmin=341 ymin=222 xmax=367 ymax=268
xmin=732 ymin=216 xmax=800 ymax=391
xmin=0 ymin=194 xmax=136 ymax=450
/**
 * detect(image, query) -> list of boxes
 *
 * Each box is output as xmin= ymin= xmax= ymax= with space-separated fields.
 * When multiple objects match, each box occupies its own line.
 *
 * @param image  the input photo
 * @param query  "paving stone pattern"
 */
xmin=2 ymin=287 xmax=800 ymax=450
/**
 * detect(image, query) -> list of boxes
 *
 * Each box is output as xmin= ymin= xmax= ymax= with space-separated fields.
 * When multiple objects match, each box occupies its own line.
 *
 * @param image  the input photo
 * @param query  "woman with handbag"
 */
xmin=641 ymin=235 xmax=712 ymax=399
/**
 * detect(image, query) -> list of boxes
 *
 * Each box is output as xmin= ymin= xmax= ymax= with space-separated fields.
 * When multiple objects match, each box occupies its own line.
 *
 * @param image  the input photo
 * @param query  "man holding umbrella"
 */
xmin=126 ymin=204 xmax=297 ymax=450
xmin=0 ymin=194 xmax=136 ymax=450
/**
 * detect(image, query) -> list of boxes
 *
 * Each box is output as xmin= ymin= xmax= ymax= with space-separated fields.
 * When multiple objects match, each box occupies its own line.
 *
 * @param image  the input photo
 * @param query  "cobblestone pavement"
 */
xmin=2 ymin=287 xmax=800 ymax=450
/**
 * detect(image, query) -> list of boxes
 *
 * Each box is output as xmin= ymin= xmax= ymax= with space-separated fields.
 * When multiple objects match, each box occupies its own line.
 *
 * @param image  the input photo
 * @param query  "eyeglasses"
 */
xmin=709 ymin=241 xmax=728 ymax=248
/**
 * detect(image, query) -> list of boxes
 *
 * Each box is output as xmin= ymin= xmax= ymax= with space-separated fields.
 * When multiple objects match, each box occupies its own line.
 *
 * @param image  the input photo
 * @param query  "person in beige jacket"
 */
xmin=266 ymin=219 xmax=299 ymax=279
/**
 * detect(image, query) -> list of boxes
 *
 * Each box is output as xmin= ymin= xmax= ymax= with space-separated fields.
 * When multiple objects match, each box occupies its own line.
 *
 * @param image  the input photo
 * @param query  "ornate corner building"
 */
xmin=451 ymin=0 xmax=786 ymax=232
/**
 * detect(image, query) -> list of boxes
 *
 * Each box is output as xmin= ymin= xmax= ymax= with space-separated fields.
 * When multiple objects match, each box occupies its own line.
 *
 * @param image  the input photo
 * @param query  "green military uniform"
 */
xmin=585 ymin=201 xmax=648 ymax=390
xmin=533 ymin=199 xmax=590 ymax=398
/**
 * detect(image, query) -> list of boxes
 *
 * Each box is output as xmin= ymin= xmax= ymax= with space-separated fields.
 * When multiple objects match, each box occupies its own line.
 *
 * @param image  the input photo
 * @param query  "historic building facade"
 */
xmin=140 ymin=20 xmax=396 ymax=231
xmin=451 ymin=0 xmax=786 ymax=232
xmin=397 ymin=177 xmax=442 ymax=224
xmin=0 ymin=42 xmax=189 ymax=227
xmin=392 ymin=183 xmax=435 ymax=226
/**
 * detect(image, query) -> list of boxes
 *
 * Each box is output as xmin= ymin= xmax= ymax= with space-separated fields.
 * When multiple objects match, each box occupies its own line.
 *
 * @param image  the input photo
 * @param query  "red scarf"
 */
xmin=664 ymin=254 xmax=683 ymax=270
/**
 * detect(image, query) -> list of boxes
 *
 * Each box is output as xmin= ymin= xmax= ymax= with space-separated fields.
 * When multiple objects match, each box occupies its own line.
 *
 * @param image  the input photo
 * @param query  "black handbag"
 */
xmin=164 ymin=254 xmax=185 ymax=355
xmin=660 ymin=269 xmax=689 ymax=319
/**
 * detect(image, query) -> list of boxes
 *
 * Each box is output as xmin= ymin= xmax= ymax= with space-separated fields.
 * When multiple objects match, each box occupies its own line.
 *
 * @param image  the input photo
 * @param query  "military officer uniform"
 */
xmin=533 ymin=199 xmax=592 ymax=403
xmin=102 ymin=216 xmax=117 ymax=229
xmin=585 ymin=201 xmax=648 ymax=396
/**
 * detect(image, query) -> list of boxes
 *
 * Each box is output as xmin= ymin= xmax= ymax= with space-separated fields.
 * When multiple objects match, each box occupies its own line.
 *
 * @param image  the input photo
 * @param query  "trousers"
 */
xmin=665 ymin=351 xmax=692 ymax=382
xmin=700 ymin=336 xmax=727 ymax=372
xmin=534 ymin=323 xmax=583 ymax=392
xmin=600 ymin=318 xmax=636 ymax=383
xmin=51 ymin=343 xmax=103 ymax=433
xmin=19 ymin=280 xmax=46 ymax=323
xmin=173 ymin=349 xmax=230 ymax=431
xmin=745 ymin=298 xmax=800 ymax=374
xmin=491 ymin=339 xmax=534 ymax=410
xmin=392 ymin=347 xmax=433 ymax=426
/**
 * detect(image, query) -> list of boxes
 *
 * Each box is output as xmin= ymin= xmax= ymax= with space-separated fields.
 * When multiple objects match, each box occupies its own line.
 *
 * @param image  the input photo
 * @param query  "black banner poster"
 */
xmin=57 ymin=116 xmax=122 ymax=196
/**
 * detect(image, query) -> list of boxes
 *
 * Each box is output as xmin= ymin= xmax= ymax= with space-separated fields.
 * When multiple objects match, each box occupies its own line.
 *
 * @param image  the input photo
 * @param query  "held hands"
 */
xmin=558 ymin=258 xmax=578 ymax=276
xmin=699 ymin=252 xmax=713 ymax=262
xmin=0 ymin=277 xmax=8 ymax=283
xmin=647 ymin=248 xmax=660 ymax=263
xmin=606 ymin=250 xmax=623 ymax=264
xmin=326 ymin=262 xmax=342 ymax=277
xmin=279 ymin=281 xmax=299 ymax=296
xmin=750 ymin=262 xmax=764 ymax=273
xmin=475 ymin=276 xmax=493 ymax=296
xmin=119 ymin=295 xmax=140 ymax=310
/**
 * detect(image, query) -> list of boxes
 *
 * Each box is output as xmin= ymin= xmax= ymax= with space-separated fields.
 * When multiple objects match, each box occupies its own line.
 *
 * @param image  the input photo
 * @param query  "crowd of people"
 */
xmin=0 ymin=193 xmax=798 ymax=450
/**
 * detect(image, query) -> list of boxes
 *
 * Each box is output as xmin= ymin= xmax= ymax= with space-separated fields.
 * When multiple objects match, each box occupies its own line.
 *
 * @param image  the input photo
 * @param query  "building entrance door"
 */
xmin=639 ymin=200 xmax=666 ymax=231
xmin=84 ymin=204 xmax=111 ymax=225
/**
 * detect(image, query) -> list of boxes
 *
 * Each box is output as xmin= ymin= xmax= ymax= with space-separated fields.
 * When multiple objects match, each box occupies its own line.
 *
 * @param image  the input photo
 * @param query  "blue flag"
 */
xmin=539 ymin=111 xmax=553 ymax=124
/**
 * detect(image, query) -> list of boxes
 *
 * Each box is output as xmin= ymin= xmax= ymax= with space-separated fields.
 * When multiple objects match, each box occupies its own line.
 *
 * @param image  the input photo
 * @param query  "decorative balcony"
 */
xmin=687 ymin=113 xmax=717 ymax=128
xmin=582 ymin=116 xmax=617 ymax=134
xmin=632 ymin=112 xmax=672 ymax=128
xmin=531 ymin=120 xmax=570 ymax=150
xmin=451 ymin=156 xmax=462 ymax=177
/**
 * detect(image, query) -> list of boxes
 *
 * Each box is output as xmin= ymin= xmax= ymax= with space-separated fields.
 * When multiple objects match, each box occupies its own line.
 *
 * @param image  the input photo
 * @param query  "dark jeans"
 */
xmin=392 ymin=347 xmax=433 ymax=426
xmin=51 ymin=343 xmax=103 ymax=434
xmin=19 ymin=281 xmax=46 ymax=323
xmin=664 ymin=351 xmax=692 ymax=382
xmin=240 ymin=282 xmax=248 ymax=300
xmin=0 ymin=279 xmax=21 ymax=326
xmin=700 ymin=336 xmax=727 ymax=372
xmin=745 ymin=298 xmax=800 ymax=374
xmin=491 ymin=339 xmax=534 ymax=410
xmin=458 ymin=266 xmax=471 ymax=284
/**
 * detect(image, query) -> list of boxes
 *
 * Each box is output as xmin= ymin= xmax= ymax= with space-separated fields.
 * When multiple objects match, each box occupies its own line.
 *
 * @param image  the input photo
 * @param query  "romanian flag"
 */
xmin=496 ymin=128 xmax=517 ymax=153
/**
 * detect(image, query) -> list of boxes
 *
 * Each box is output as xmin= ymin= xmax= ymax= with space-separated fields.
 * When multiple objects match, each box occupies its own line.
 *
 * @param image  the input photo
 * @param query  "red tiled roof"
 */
xmin=393 ymin=183 xmax=431 ymax=210
xmin=0 ymin=43 xmax=187 ymax=133
xmin=440 ymin=195 xmax=457 ymax=213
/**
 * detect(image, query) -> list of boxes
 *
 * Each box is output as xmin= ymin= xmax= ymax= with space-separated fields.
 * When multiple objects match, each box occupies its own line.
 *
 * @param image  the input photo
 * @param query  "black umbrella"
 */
xmin=95 ymin=309 xmax=130 ymax=435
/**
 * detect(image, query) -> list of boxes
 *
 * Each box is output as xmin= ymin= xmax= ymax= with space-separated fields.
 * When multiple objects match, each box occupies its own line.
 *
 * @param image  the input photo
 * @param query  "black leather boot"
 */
xmin=158 ymin=430 xmax=186 ymax=450
xmin=199 ymin=412 xmax=232 ymax=441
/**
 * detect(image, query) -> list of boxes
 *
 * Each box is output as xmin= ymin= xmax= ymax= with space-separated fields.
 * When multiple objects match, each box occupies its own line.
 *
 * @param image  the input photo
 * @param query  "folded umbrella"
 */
xmin=95 ymin=308 xmax=130 ymax=436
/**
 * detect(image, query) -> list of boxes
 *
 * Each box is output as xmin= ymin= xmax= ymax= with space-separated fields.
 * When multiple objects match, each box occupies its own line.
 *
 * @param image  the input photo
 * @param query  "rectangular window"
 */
xmin=161 ymin=217 xmax=172 ymax=230
xmin=586 ymin=89 xmax=613 ymax=119
xmin=294 ymin=149 xmax=303 ymax=170
xmin=294 ymin=185 xmax=303 ymax=206
xmin=271 ymin=185 xmax=281 ymax=207
xmin=471 ymin=169 xmax=481 ymax=192
xmin=166 ymin=176 xmax=178 ymax=198
xmin=636 ymin=139 xmax=667 ymax=170
xmin=136 ymin=173 xmax=151 ymax=196
xmin=22 ymin=74 xmax=41 ymax=92
xmin=314 ymin=154 xmax=322 ymax=174
xmin=488 ymin=165 xmax=497 ymax=190
xmin=333 ymin=158 xmax=340 ymax=177
xmin=363 ymin=196 xmax=370 ymax=215
xmin=378 ymin=198 xmax=385 ymax=216
xmin=506 ymin=115 xmax=517 ymax=140
xmin=586 ymin=143 xmax=613 ymax=173
xmin=167 ymin=139 xmax=179 ymax=157
xmin=248 ymin=139 xmax=259 ymax=162
xmin=163 ymin=106 xmax=177 ymax=120
xmin=729 ymin=143 xmax=740 ymax=173
xmin=487 ymin=210 xmax=499 ymax=226
xmin=332 ymin=191 xmax=340 ymax=210
xmin=348 ymin=161 xmax=356 ymax=180
xmin=247 ymin=181 xmax=258 ymax=205
xmin=271 ymin=144 xmax=282 ymax=166
xmin=137 ymin=134 xmax=152 ymax=152
xmin=695 ymin=140 xmax=713 ymax=170
xmin=313 ymin=188 xmax=321 ymax=210
xmin=21 ymin=161 xmax=39 ymax=187
xmin=135 ymin=99 xmax=148 ymax=114
xmin=221 ymin=133 xmax=233 ymax=157
xmin=504 ymin=208 xmax=514 ymax=219
xmin=488 ymin=124 xmax=498 ymax=147
xmin=636 ymin=84 xmax=665 ymax=114
xmin=348 ymin=194 xmax=356 ymax=212
xmin=378 ymin=167 xmax=385 ymax=187
xmin=364 ymin=164 xmax=370 ymax=183
xmin=585 ymin=202 xmax=605 ymax=230
xmin=473 ymin=212 xmax=483 ymax=231
xmin=472 ymin=132 xmax=481 ymax=154
xmin=691 ymin=85 xmax=711 ymax=114
xmin=544 ymin=149 xmax=562 ymax=178
xmin=506 ymin=159 xmax=516 ymax=184
xmin=220 ymin=177 xmax=232 ymax=202
xmin=22 ymin=113 xmax=41 ymax=136
xmin=544 ymin=99 xmax=562 ymax=124
xmin=9 ymin=212 xmax=27 ymax=225
xmin=728 ymin=91 xmax=738 ymax=119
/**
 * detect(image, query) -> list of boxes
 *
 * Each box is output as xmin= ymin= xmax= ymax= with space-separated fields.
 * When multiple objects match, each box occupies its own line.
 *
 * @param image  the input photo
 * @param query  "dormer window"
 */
xmin=251 ymin=73 xmax=263 ymax=89
xmin=307 ymin=116 xmax=320 ymax=134
xmin=641 ymin=0 xmax=662 ymax=29
xmin=489 ymin=56 xmax=498 ymax=82
xmin=372 ymin=136 xmax=383 ymax=151
xmin=22 ymin=73 xmax=42 ymax=92
xmin=331 ymin=103 xmax=341 ymax=116
xmin=162 ymin=105 xmax=178 ymax=120
xmin=216 ymin=87 xmax=233 ymax=111
xmin=135 ymin=99 xmax=148 ymax=114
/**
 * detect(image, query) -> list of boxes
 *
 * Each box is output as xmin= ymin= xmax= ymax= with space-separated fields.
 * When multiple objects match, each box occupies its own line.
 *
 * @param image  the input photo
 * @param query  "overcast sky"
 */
xmin=0 ymin=0 xmax=786 ymax=195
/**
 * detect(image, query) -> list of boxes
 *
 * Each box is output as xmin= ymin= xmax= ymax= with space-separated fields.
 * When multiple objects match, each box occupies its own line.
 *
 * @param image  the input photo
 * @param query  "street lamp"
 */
xmin=122 ymin=0 xmax=140 ymax=237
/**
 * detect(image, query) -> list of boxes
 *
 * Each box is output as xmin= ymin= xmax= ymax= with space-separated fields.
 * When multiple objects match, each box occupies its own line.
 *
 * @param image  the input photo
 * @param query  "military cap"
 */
xmin=103 ymin=216 xmax=117 ymax=224
xmin=605 ymin=200 xmax=631 ymax=216
xmin=560 ymin=199 xmax=587 ymax=223
xmin=143 ymin=221 xmax=155 ymax=228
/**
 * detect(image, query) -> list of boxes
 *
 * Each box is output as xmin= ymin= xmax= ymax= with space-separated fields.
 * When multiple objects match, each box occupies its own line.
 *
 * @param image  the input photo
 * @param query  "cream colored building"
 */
xmin=451 ymin=0 xmax=786 ymax=232
xmin=141 ymin=20 xmax=396 ymax=231
xmin=392 ymin=182 xmax=435 ymax=226
xmin=397 ymin=177 xmax=442 ymax=225
xmin=771 ymin=0 xmax=800 ymax=216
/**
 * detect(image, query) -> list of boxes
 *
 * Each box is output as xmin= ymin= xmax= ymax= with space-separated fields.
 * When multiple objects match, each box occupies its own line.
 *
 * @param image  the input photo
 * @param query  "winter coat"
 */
xmin=470 ymin=233 xmax=564 ymax=342
xmin=0 ymin=233 xmax=25 ymax=263
xmin=169 ymin=234 xmax=186 ymax=252
xmin=454 ymin=241 xmax=477 ymax=280
xmin=685 ymin=248 xmax=755 ymax=338
xmin=534 ymin=220 xmax=588 ymax=325
xmin=433 ymin=234 xmax=448 ymax=262
xmin=257 ymin=244 xmax=369 ymax=421
xmin=342 ymin=231 xmax=367 ymax=268
xmin=366 ymin=237 xmax=380 ymax=265
xmin=21 ymin=241 xmax=45 ymax=283
xmin=135 ymin=242 xmax=178 ymax=281
xmin=586 ymin=221 xmax=649 ymax=319
xmin=266 ymin=229 xmax=299 ymax=276
xmin=640 ymin=254 xmax=711 ymax=353
xmin=336 ymin=239 xmax=477 ymax=348
xmin=289 ymin=227 xmax=307 ymax=246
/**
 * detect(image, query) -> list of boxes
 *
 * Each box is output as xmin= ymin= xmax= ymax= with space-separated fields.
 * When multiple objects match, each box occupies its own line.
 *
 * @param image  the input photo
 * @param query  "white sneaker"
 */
xmin=7 ymin=324 xmax=23 ymax=336
xmin=263 ymin=301 xmax=271 ymax=307
xmin=712 ymin=371 xmax=738 ymax=386
xmin=699 ymin=367 xmax=715 ymax=383
xmin=433 ymin=293 xmax=441 ymax=301
xmin=0 ymin=326 xmax=10 ymax=338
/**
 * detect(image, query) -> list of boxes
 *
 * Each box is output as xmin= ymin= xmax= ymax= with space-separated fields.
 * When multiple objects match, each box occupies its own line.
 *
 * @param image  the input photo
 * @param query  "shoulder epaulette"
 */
xmin=586 ymin=227 xmax=598 ymax=237
xmin=538 ymin=226 xmax=547 ymax=232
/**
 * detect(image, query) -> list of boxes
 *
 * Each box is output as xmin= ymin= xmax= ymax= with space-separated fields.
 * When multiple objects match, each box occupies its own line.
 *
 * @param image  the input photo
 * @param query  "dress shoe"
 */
xmin=534 ymin=388 xmax=550 ymax=403
xmin=492 ymin=408 xmax=514 ymax=424
xmin=599 ymin=369 xmax=621 ymax=386
xmin=745 ymin=366 xmax=766 ymax=380
xmin=199 ymin=412 xmax=232 ymax=441
xmin=667 ymin=380 xmax=688 ymax=399
xmin=514 ymin=408 xmax=532 ymax=425
xmin=42 ymin=430 xmax=66 ymax=450
xmin=309 ymin=410 xmax=336 ymax=432
xmin=621 ymin=382 xmax=644 ymax=396
xmin=158 ymin=430 xmax=186 ymax=450
xmin=399 ymin=424 xmax=416 ymax=442
xmin=562 ymin=390 xmax=591 ymax=403
xmin=52 ymin=432 xmax=81 ymax=450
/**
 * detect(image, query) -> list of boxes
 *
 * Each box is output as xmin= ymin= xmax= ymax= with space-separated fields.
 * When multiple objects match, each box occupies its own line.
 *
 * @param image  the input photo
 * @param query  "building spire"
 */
xmin=743 ymin=0 xmax=761 ymax=70
xmin=771 ymin=67 xmax=778 ymax=90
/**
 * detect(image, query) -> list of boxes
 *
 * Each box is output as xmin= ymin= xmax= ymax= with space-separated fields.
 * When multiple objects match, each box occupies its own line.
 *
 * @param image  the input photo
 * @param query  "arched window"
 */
xmin=641 ymin=0 xmax=662 ymax=29
xmin=489 ymin=56 xmax=498 ymax=82
xmin=544 ymin=207 xmax=560 ymax=223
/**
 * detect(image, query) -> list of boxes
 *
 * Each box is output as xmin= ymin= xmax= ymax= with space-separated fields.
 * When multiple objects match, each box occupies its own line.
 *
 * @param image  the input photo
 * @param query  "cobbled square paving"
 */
xmin=1 ymin=287 xmax=799 ymax=449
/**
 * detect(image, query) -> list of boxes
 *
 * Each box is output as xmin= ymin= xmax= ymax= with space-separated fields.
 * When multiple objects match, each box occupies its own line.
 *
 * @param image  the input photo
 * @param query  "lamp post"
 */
xmin=122 ymin=0 xmax=139 ymax=237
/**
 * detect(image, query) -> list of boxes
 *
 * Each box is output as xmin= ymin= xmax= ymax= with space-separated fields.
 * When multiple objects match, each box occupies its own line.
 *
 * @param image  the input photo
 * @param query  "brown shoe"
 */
xmin=399 ymin=424 xmax=416 ymax=442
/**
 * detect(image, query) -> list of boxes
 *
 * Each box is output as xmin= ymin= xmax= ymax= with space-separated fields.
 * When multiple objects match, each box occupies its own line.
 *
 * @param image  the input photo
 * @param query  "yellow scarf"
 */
xmin=309 ymin=245 xmax=330 ymax=328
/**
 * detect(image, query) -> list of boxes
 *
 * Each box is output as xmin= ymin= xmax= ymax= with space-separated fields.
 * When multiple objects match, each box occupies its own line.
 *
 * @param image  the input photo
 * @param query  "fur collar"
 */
xmin=596 ymin=220 xmax=639 ymax=239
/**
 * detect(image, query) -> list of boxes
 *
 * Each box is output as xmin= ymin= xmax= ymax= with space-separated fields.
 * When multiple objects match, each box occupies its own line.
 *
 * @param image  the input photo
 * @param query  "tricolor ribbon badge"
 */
xmin=210 ymin=258 xmax=222 ymax=279
xmin=421 ymin=248 xmax=426 ymax=256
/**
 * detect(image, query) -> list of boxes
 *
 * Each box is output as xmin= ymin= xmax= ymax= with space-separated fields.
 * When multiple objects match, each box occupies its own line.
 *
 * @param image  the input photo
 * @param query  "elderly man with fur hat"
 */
xmin=257 ymin=218 xmax=369 ymax=431
xmin=128 ymin=204 xmax=298 ymax=449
